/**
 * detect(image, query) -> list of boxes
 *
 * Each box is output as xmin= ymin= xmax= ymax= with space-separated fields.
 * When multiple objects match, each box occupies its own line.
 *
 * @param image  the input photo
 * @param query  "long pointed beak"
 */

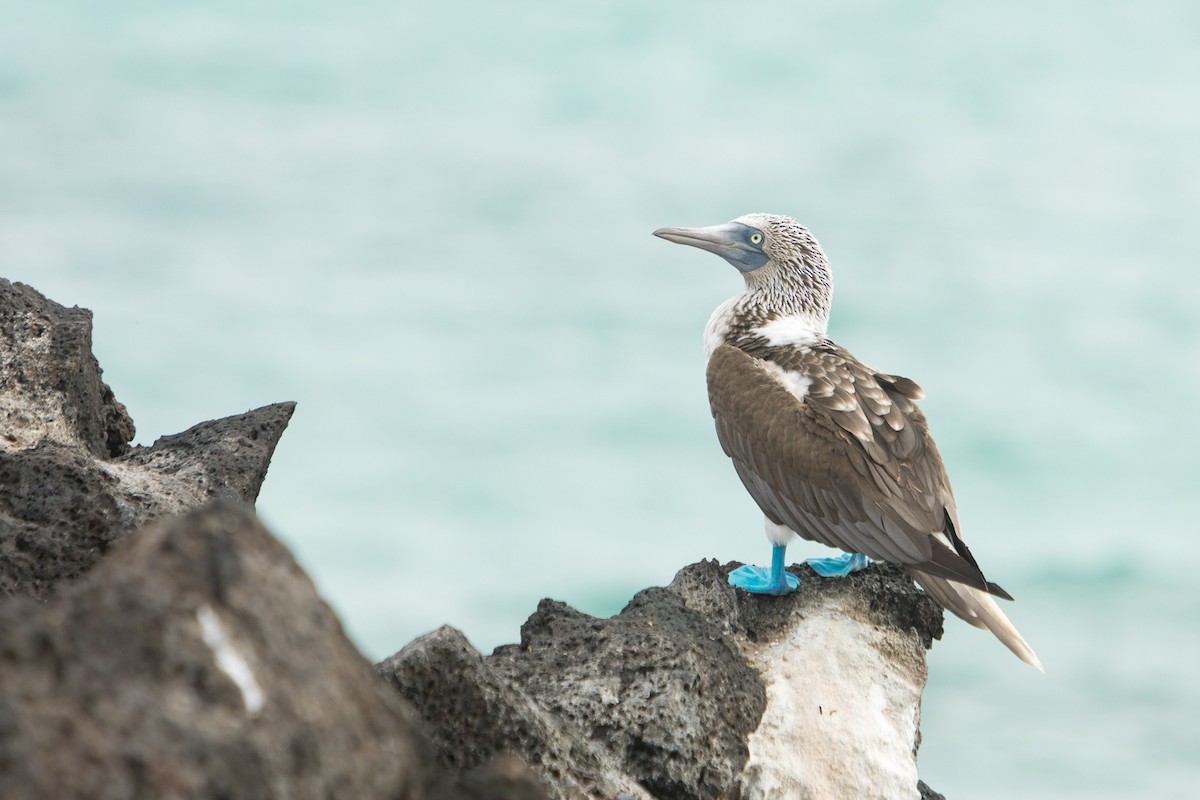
xmin=652 ymin=222 xmax=768 ymax=273
xmin=653 ymin=223 xmax=742 ymax=252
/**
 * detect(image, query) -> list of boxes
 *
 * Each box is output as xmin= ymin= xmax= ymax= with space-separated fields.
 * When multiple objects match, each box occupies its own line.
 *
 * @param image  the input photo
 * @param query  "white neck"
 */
xmin=752 ymin=313 xmax=826 ymax=347
xmin=703 ymin=292 xmax=829 ymax=360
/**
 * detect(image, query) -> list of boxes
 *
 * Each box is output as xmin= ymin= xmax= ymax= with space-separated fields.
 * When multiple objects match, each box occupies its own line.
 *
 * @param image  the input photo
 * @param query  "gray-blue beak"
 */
xmin=653 ymin=221 xmax=769 ymax=273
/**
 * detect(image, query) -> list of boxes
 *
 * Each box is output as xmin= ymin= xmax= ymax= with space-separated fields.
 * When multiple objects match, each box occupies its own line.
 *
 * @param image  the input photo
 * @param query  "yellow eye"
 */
xmin=750 ymin=232 xmax=763 ymax=245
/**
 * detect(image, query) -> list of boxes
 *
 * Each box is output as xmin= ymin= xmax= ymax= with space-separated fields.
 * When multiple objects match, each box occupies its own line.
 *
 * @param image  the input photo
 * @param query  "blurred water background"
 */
xmin=4 ymin=1 xmax=1199 ymax=797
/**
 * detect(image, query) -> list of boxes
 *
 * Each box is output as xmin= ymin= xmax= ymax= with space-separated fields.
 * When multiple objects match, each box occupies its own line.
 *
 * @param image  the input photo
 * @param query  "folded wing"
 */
xmin=707 ymin=342 xmax=1008 ymax=597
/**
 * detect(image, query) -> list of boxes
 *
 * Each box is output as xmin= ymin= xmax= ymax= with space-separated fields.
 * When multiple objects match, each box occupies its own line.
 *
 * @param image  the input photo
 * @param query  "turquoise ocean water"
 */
xmin=4 ymin=2 xmax=1199 ymax=796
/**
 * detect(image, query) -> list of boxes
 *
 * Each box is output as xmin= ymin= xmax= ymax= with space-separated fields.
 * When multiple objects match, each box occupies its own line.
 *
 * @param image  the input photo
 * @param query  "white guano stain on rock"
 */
xmin=197 ymin=604 xmax=265 ymax=716
xmin=736 ymin=596 xmax=925 ymax=800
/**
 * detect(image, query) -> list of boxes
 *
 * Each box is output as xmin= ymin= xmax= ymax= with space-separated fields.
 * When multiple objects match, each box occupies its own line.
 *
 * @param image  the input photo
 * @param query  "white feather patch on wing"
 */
xmin=760 ymin=361 xmax=814 ymax=403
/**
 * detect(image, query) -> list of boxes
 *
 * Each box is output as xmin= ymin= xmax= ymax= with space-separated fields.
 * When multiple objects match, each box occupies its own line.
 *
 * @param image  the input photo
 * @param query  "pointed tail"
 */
xmin=908 ymin=568 xmax=1044 ymax=672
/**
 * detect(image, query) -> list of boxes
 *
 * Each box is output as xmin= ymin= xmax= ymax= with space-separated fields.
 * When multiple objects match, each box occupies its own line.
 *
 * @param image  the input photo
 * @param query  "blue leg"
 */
xmin=728 ymin=544 xmax=801 ymax=595
xmin=804 ymin=552 xmax=871 ymax=577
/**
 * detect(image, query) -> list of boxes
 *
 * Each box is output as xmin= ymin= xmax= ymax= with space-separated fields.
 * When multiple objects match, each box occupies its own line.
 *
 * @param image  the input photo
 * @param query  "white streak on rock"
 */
xmin=197 ymin=604 xmax=265 ymax=716
xmin=737 ymin=597 xmax=925 ymax=800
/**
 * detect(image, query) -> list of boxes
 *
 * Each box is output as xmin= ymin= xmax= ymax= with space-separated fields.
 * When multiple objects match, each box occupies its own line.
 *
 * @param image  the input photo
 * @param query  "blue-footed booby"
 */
xmin=654 ymin=213 xmax=1042 ymax=670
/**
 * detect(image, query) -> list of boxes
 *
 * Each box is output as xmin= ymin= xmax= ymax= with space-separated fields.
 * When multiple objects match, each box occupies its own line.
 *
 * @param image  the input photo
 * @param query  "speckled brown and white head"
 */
xmin=654 ymin=213 xmax=834 ymax=355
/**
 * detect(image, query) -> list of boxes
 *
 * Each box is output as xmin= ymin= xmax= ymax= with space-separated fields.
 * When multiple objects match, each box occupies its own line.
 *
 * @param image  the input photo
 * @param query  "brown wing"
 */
xmin=707 ymin=342 xmax=1006 ymax=596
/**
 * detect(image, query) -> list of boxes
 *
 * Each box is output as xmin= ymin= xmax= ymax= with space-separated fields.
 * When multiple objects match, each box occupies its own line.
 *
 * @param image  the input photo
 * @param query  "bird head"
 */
xmin=654 ymin=213 xmax=833 ymax=317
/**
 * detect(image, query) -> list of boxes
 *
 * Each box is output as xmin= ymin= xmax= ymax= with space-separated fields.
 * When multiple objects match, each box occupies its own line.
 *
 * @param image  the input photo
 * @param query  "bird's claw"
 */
xmin=728 ymin=564 xmax=800 ymax=595
xmin=804 ymin=553 xmax=870 ymax=577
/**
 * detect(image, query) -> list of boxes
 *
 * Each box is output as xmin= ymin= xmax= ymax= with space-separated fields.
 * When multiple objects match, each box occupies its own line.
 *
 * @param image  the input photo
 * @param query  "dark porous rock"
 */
xmin=0 ymin=278 xmax=135 ymax=458
xmin=380 ymin=626 xmax=647 ymax=800
xmin=430 ymin=757 xmax=558 ymax=800
xmin=380 ymin=559 xmax=948 ymax=800
xmin=491 ymin=589 xmax=765 ymax=800
xmin=920 ymin=779 xmax=948 ymax=800
xmin=0 ymin=500 xmax=436 ymax=800
xmin=119 ymin=401 xmax=297 ymax=507
xmin=0 ymin=279 xmax=295 ymax=599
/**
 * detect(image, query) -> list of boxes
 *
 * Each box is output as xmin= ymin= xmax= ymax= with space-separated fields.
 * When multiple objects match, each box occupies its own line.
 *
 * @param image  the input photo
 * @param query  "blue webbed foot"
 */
xmin=728 ymin=564 xmax=800 ymax=596
xmin=804 ymin=553 xmax=871 ymax=577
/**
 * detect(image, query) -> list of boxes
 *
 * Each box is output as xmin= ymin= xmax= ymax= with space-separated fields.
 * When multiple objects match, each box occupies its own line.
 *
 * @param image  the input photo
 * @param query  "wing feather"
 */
xmin=707 ymin=342 xmax=1001 ymax=595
